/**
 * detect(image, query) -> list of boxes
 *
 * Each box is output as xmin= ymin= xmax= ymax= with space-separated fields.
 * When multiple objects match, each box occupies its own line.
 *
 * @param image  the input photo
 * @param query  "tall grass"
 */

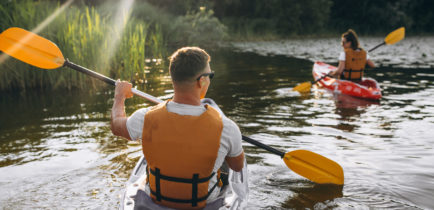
xmin=0 ymin=0 xmax=167 ymax=92
xmin=116 ymin=21 xmax=148 ymax=82
xmin=56 ymin=6 xmax=108 ymax=90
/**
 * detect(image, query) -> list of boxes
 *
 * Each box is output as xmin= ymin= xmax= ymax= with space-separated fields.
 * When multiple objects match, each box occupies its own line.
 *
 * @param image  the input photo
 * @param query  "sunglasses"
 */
xmin=196 ymin=71 xmax=215 ymax=81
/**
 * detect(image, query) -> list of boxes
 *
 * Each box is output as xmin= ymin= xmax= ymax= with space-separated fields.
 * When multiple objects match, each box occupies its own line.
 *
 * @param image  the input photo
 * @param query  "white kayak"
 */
xmin=120 ymin=99 xmax=249 ymax=210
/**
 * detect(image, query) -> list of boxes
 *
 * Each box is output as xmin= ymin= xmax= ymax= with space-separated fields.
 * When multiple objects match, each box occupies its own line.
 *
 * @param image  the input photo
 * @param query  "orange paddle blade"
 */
xmin=384 ymin=27 xmax=405 ymax=45
xmin=284 ymin=150 xmax=344 ymax=185
xmin=292 ymin=81 xmax=312 ymax=93
xmin=0 ymin=27 xmax=64 ymax=69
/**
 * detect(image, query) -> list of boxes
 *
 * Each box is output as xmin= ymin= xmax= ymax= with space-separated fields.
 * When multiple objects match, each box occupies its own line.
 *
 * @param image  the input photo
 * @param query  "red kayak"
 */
xmin=312 ymin=61 xmax=382 ymax=100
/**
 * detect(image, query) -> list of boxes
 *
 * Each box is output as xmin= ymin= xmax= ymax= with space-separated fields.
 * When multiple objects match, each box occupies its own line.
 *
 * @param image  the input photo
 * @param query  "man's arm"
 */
xmin=111 ymin=81 xmax=133 ymax=140
xmin=367 ymin=59 xmax=375 ymax=68
xmin=225 ymin=151 xmax=245 ymax=172
xmin=220 ymin=118 xmax=245 ymax=172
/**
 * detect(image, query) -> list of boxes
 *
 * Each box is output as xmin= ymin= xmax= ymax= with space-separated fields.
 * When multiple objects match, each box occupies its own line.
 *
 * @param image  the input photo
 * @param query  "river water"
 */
xmin=1 ymin=37 xmax=434 ymax=209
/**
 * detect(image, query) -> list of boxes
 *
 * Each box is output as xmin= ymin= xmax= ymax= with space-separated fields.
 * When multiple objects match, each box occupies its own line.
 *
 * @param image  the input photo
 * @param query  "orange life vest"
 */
xmin=141 ymin=101 xmax=223 ymax=209
xmin=343 ymin=48 xmax=367 ymax=80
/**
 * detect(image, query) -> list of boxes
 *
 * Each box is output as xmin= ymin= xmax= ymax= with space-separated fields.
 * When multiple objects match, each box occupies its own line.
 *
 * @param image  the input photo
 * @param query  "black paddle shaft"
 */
xmin=63 ymin=59 xmax=116 ymax=86
xmin=312 ymin=73 xmax=331 ymax=85
xmin=368 ymin=42 xmax=385 ymax=53
xmin=242 ymin=136 xmax=285 ymax=158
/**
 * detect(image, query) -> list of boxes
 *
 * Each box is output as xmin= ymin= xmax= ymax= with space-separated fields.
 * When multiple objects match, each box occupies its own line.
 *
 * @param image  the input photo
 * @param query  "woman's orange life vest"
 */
xmin=343 ymin=48 xmax=367 ymax=80
xmin=141 ymin=101 xmax=223 ymax=209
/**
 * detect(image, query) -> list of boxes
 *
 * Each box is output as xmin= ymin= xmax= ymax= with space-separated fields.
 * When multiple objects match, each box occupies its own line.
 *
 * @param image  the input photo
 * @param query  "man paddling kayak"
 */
xmin=111 ymin=47 xmax=245 ymax=209
xmin=330 ymin=29 xmax=375 ymax=81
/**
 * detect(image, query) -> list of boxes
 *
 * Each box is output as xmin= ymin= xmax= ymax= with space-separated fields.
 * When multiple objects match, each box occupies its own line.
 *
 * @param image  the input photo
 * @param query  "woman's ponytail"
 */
xmin=342 ymin=29 xmax=360 ymax=50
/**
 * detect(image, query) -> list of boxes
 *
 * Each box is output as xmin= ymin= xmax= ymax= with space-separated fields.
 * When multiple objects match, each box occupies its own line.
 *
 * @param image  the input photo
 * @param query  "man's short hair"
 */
xmin=169 ymin=47 xmax=210 ymax=83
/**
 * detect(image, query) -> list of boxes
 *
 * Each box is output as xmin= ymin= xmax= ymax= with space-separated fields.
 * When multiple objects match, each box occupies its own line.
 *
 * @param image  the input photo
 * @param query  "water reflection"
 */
xmin=333 ymin=93 xmax=380 ymax=110
xmin=1 ymin=48 xmax=434 ymax=209
xmin=282 ymin=184 xmax=343 ymax=209
xmin=334 ymin=94 xmax=380 ymax=132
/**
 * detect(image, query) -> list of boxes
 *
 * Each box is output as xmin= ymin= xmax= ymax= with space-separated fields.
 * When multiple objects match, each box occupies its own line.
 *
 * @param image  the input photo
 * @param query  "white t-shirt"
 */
xmin=126 ymin=100 xmax=243 ymax=201
xmin=339 ymin=51 xmax=370 ymax=61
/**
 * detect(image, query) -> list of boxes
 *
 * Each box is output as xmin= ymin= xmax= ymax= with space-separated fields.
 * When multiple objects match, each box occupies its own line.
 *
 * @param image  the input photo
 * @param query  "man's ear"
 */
xmin=197 ymin=78 xmax=205 ymax=87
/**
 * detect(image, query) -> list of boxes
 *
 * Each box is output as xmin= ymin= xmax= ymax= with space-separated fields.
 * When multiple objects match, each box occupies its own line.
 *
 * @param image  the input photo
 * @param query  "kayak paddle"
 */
xmin=292 ymin=27 xmax=405 ymax=93
xmin=0 ymin=27 xmax=344 ymax=185
xmin=292 ymin=73 xmax=330 ymax=93
xmin=368 ymin=27 xmax=405 ymax=52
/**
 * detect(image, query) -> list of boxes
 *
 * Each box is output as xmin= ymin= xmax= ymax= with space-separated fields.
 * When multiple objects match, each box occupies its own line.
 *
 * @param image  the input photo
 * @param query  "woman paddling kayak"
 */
xmin=330 ymin=29 xmax=375 ymax=81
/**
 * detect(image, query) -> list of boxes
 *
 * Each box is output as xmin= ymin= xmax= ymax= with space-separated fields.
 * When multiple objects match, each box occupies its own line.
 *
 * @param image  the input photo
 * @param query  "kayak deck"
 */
xmin=312 ymin=61 xmax=382 ymax=100
xmin=120 ymin=156 xmax=248 ymax=210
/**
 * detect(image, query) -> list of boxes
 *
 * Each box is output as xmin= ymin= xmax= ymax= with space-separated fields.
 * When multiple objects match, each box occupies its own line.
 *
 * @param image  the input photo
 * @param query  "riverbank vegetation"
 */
xmin=0 ymin=0 xmax=226 ymax=91
xmin=0 ymin=0 xmax=432 ymax=91
xmin=148 ymin=0 xmax=433 ymax=39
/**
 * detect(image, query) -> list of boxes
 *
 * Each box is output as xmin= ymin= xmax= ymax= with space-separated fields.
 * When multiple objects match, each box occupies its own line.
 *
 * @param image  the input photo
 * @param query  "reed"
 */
xmin=116 ymin=21 xmax=148 ymax=83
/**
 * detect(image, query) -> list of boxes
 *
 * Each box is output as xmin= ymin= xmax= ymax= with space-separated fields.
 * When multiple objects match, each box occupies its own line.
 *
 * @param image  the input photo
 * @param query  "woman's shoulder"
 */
xmin=338 ymin=51 xmax=346 ymax=61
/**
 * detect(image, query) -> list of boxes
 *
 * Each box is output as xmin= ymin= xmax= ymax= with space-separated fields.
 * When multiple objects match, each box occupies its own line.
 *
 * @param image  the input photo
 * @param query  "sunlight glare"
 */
xmin=98 ymin=0 xmax=135 ymax=70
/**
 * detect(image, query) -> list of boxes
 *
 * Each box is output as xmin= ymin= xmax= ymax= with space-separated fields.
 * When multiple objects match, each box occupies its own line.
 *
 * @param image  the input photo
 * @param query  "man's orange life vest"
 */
xmin=141 ymin=101 xmax=223 ymax=209
xmin=343 ymin=48 xmax=367 ymax=80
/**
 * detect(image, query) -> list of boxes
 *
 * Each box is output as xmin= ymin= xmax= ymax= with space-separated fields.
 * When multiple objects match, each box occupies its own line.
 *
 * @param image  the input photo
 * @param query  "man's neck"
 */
xmin=172 ymin=92 xmax=201 ymax=106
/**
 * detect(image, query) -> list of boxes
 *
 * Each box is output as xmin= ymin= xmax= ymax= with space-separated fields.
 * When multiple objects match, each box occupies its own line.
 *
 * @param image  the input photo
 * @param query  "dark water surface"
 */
xmin=1 ymin=44 xmax=434 ymax=209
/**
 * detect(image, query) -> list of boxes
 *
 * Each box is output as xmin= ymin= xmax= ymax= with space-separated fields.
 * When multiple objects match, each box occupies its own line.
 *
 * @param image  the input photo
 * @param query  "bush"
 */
xmin=169 ymin=8 xmax=227 ymax=47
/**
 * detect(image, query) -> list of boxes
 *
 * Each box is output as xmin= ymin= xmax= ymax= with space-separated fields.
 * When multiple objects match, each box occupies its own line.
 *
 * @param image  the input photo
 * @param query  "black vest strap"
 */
xmin=155 ymin=168 xmax=162 ymax=201
xmin=149 ymin=168 xmax=215 ymax=183
xmin=343 ymin=69 xmax=363 ymax=81
xmin=192 ymin=174 xmax=199 ymax=206
xmin=149 ymin=167 xmax=218 ymax=207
